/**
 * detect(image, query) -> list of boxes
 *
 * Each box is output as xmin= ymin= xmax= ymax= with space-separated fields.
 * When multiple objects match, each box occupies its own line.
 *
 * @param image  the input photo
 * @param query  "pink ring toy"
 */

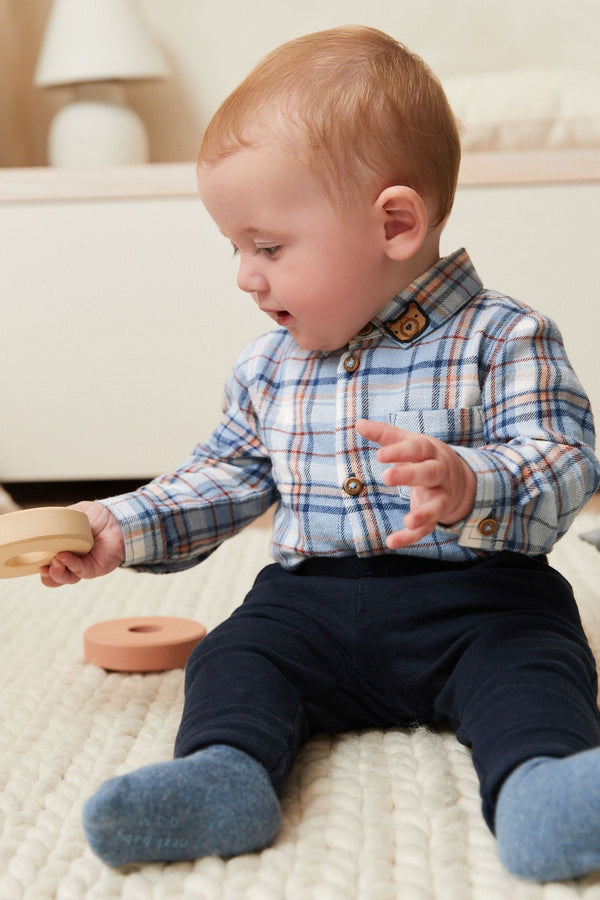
xmin=84 ymin=616 xmax=207 ymax=672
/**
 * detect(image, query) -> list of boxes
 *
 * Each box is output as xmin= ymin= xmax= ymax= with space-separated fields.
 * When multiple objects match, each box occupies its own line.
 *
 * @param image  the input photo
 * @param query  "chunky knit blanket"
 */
xmin=2 ymin=515 xmax=600 ymax=899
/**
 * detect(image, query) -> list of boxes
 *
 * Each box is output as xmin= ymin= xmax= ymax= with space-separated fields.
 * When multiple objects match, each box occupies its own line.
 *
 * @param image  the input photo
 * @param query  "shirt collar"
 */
xmin=353 ymin=248 xmax=483 ymax=347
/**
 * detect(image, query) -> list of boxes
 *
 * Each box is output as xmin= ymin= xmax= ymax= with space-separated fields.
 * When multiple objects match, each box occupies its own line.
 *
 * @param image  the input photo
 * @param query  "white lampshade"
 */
xmin=34 ymin=0 xmax=169 ymax=87
xmin=34 ymin=0 xmax=169 ymax=166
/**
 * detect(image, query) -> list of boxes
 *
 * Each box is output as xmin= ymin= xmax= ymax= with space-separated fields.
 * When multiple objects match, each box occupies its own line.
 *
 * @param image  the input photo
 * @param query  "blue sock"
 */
xmin=495 ymin=749 xmax=600 ymax=882
xmin=82 ymin=745 xmax=281 ymax=867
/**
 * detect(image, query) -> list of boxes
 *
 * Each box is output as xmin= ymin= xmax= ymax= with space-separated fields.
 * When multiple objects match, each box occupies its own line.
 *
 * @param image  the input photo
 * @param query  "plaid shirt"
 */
xmin=105 ymin=249 xmax=600 ymax=572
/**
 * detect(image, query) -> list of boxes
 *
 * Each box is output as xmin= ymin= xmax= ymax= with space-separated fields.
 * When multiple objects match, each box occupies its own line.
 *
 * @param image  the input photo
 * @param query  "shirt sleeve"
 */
xmin=100 ymin=363 xmax=278 ymax=573
xmin=448 ymin=308 xmax=600 ymax=554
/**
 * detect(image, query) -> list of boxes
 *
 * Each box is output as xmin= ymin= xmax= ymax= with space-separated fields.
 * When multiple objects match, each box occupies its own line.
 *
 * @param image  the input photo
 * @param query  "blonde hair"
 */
xmin=199 ymin=26 xmax=461 ymax=227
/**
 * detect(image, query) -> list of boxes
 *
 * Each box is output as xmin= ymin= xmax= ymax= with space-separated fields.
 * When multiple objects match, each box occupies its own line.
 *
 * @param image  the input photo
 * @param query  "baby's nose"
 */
xmin=236 ymin=259 xmax=269 ymax=294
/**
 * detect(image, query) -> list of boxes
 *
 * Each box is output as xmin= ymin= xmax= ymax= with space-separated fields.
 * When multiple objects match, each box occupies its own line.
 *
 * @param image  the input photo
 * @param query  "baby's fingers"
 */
xmin=385 ymin=521 xmax=435 ymax=548
xmin=356 ymin=418 xmax=409 ymax=448
xmin=385 ymin=501 xmax=442 ymax=548
xmin=40 ymin=555 xmax=83 ymax=587
xmin=382 ymin=458 xmax=441 ymax=488
xmin=376 ymin=435 xmax=438 ymax=466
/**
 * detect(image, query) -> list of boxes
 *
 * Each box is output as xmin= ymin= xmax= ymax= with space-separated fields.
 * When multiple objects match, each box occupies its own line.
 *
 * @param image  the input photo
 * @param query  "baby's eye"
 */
xmin=257 ymin=246 xmax=281 ymax=259
xmin=231 ymin=244 xmax=240 ymax=257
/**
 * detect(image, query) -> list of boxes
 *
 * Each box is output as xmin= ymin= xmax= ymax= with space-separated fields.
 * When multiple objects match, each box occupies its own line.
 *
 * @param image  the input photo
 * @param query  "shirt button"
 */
xmin=343 ymin=476 xmax=364 ymax=496
xmin=357 ymin=323 xmax=374 ymax=336
xmin=343 ymin=355 xmax=360 ymax=373
xmin=478 ymin=517 xmax=499 ymax=536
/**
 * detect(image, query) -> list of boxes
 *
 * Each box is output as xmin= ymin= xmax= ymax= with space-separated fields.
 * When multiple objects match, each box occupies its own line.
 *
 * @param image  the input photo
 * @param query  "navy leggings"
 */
xmin=174 ymin=551 xmax=600 ymax=830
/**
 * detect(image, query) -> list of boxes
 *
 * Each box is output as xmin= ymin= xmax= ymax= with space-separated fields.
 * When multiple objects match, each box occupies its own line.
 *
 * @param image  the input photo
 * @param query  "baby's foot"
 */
xmin=82 ymin=745 xmax=281 ymax=866
xmin=496 ymin=749 xmax=600 ymax=881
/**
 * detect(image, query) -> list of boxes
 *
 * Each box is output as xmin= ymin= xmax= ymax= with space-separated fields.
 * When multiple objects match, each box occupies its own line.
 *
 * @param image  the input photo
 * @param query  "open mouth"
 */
xmin=275 ymin=311 xmax=292 ymax=326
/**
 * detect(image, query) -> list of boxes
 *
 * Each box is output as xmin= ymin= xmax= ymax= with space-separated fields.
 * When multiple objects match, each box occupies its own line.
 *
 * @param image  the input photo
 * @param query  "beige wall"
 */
xmin=0 ymin=0 xmax=50 ymax=166
xmin=2 ymin=0 xmax=599 ymax=167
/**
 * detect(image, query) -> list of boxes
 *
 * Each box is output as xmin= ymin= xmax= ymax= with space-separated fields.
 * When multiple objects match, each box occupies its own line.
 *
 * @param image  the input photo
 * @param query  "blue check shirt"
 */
xmin=104 ymin=249 xmax=600 ymax=572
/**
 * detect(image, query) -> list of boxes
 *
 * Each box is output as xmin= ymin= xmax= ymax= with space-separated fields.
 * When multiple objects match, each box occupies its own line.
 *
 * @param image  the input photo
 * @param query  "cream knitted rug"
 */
xmin=3 ymin=515 xmax=600 ymax=900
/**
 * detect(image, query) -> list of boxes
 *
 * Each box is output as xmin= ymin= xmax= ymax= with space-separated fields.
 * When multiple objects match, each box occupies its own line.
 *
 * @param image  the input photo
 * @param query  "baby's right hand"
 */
xmin=40 ymin=501 xmax=125 ymax=588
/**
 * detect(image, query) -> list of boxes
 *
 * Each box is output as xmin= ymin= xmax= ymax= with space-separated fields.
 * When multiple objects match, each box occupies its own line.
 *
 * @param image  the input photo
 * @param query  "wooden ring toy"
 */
xmin=0 ymin=507 xmax=93 ymax=579
xmin=83 ymin=616 xmax=207 ymax=672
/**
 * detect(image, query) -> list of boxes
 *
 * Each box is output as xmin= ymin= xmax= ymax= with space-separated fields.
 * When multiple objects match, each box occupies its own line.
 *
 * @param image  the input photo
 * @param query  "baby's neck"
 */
xmin=388 ymin=230 xmax=442 ymax=298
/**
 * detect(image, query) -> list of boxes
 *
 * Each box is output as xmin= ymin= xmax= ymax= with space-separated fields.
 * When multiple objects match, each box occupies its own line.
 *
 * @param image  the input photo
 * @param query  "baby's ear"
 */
xmin=375 ymin=186 xmax=429 ymax=261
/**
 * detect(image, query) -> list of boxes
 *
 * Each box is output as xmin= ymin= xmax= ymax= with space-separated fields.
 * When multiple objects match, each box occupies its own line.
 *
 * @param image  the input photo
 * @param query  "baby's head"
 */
xmin=199 ymin=25 xmax=460 ymax=228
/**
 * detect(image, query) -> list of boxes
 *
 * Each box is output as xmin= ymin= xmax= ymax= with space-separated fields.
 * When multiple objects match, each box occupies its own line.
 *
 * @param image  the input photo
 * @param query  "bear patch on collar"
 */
xmin=384 ymin=301 xmax=429 ymax=343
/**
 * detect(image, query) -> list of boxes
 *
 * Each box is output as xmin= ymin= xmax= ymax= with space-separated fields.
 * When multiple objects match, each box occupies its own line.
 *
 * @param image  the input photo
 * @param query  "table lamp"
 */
xmin=34 ymin=0 xmax=169 ymax=166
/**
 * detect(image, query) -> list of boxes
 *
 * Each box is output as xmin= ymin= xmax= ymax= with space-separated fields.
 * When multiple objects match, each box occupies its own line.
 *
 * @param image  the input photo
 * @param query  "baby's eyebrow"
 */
xmin=218 ymin=226 xmax=261 ymax=239
xmin=220 ymin=225 xmax=286 ymax=246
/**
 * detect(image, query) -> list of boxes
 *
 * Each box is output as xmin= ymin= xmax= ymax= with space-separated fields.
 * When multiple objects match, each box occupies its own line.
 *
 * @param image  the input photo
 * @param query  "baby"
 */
xmin=43 ymin=26 xmax=600 ymax=882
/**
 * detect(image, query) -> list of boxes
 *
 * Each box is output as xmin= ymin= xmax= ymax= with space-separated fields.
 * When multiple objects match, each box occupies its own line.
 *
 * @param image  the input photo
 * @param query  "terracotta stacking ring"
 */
xmin=83 ymin=616 xmax=207 ymax=672
xmin=0 ymin=507 xmax=93 ymax=579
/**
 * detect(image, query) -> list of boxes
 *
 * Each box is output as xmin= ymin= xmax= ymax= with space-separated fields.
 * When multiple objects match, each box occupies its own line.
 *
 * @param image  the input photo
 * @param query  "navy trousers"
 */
xmin=174 ymin=551 xmax=600 ymax=829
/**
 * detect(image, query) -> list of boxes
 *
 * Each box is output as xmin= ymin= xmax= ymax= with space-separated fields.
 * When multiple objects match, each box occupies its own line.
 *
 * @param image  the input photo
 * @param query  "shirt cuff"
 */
xmin=440 ymin=447 xmax=511 ymax=550
xmin=99 ymin=494 xmax=167 ymax=568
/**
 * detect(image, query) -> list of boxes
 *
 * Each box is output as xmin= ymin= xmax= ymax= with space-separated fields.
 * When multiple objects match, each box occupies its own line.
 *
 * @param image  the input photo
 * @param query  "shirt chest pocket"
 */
xmin=388 ymin=407 xmax=485 ymax=445
xmin=387 ymin=407 xmax=484 ymax=499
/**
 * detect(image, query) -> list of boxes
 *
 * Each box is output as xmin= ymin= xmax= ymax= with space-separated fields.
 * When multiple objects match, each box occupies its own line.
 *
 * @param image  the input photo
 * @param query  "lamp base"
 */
xmin=47 ymin=84 xmax=149 ymax=166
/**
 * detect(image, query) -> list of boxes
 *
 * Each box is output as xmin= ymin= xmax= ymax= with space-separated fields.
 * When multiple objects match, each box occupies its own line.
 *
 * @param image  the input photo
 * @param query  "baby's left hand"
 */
xmin=356 ymin=418 xmax=477 ymax=548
